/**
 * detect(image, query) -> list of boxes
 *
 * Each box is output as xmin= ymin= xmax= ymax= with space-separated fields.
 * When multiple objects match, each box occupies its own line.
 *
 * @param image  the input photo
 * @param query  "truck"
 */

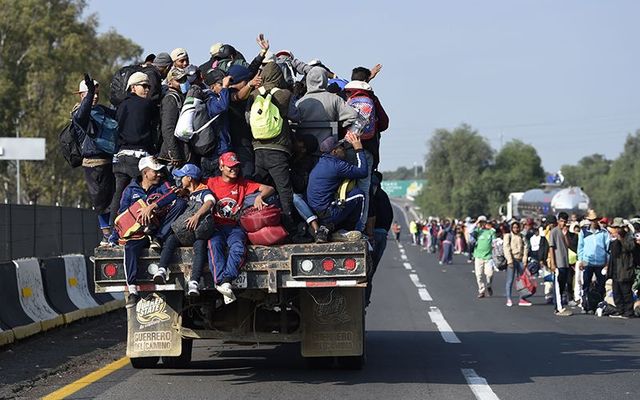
xmin=93 ymin=240 xmax=370 ymax=370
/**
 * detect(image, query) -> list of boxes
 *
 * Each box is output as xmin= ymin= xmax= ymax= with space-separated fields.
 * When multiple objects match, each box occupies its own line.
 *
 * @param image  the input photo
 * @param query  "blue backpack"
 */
xmin=90 ymin=107 xmax=118 ymax=154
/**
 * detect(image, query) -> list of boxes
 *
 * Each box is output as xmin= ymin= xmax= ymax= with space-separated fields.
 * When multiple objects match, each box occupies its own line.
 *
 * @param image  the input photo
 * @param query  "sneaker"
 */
xmin=314 ymin=226 xmax=329 ymax=243
xmin=486 ymin=287 xmax=493 ymax=297
xmin=555 ymin=309 xmax=573 ymax=317
xmin=610 ymin=314 xmax=629 ymax=319
xmin=126 ymin=293 xmax=140 ymax=309
xmin=477 ymin=292 xmax=485 ymax=298
xmin=187 ymin=280 xmax=200 ymax=296
xmin=595 ymin=308 xmax=604 ymax=317
xmin=216 ymin=282 xmax=236 ymax=304
xmin=567 ymin=300 xmax=578 ymax=307
xmin=518 ymin=299 xmax=532 ymax=307
xmin=506 ymin=299 xmax=513 ymax=307
xmin=150 ymin=239 xmax=162 ymax=252
xmin=99 ymin=234 xmax=112 ymax=247
xmin=330 ymin=229 xmax=362 ymax=242
xmin=153 ymin=267 xmax=169 ymax=284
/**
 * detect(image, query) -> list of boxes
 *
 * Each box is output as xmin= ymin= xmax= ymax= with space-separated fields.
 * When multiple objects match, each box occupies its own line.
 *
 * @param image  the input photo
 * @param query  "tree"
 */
xmin=602 ymin=131 xmax=640 ymax=216
xmin=0 ymin=0 xmax=142 ymax=204
xmin=417 ymin=124 xmax=494 ymax=217
xmin=561 ymin=153 xmax=612 ymax=214
xmin=381 ymin=166 xmax=425 ymax=181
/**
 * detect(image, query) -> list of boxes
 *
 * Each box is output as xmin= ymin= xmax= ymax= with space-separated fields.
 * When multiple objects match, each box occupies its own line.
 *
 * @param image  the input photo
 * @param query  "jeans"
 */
xmin=505 ymin=260 xmax=532 ymax=300
xmin=207 ymin=225 xmax=246 ymax=285
xmin=293 ymin=193 xmax=317 ymax=224
xmin=159 ymin=234 xmax=207 ymax=283
xmin=441 ymin=240 xmax=453 ymax=264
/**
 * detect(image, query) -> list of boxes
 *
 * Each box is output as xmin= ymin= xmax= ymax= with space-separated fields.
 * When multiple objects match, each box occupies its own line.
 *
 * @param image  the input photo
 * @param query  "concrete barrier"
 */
xmin=41 ymin=257 xmax=86 ymax=324
xmin=0 ymin=261 xmax=42 ymax=339
xmin=83 ymin=255 xmax=125 ymax=311
xmin=14 ymin=258 xmax=64 ymax=331
xmin=0 ymin=328 xmax=14 ymax=346
xmin=61 ymin=255 xmax=103 ymax=317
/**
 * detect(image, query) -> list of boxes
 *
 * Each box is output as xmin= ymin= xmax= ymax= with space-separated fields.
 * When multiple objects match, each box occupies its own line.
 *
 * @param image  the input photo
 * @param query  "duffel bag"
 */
xmin=247 ymin=225 xmax=288 ymax=246
xmin=171 ymin=200 xmax=215 ymax=246
xmin=240 ymin=205 xmax=281 ymax=233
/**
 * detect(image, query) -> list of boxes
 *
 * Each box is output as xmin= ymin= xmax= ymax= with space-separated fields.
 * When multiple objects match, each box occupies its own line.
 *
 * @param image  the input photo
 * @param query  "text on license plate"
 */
xmin=232 ymin=272 xmax=247 ymax=288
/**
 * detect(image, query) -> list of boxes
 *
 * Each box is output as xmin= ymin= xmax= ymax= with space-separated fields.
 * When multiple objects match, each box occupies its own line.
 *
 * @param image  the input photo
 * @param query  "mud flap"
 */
xmin=126 ymin=291 xmax=183 ymax=358
xmin=301 ymin=287 xmax=364 ymax=357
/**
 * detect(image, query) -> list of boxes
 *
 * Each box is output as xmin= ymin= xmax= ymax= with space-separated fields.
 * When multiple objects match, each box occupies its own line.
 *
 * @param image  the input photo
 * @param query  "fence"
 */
xmin=0 ymin=204 xmax=101 ymax=262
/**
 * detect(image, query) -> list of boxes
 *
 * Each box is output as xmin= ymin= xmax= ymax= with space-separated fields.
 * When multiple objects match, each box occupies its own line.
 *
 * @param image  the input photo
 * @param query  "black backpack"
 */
xmin=109 ymin=64 xmax=143 ymax=107
xmin=58 ymin=121 xmax=83 ymax=168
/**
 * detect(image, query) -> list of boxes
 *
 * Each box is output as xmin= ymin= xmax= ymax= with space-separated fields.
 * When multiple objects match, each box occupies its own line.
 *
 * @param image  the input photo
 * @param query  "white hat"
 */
xmin=209 ymin=43 xmax=222 ymax=56
xmin=171 ymin=47 xmax=188 ymax=61
xmin=126 ymin=72 xmax=150 ymax=90
xmin=138 ymin=156 xmax=163 ymax=172
xmin=78 ymin=79 xmax=99 ymax=93
xmin=476 ymin=215 xmax=487 ymax=223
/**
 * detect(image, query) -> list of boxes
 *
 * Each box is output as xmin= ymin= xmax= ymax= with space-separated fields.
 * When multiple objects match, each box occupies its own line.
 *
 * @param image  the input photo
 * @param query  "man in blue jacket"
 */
xmin=577 ymin=209 xmax=610 ymax=309
xmin=307 ymin=132 xmax=368 ymax=240
xmin=118 ymin=156 xmax=186 ymax=308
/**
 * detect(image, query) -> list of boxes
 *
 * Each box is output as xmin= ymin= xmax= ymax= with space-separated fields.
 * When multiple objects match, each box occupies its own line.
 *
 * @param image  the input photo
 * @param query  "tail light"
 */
xmin=322 ymin=258 xmax=335 ymax=272
xmin=300 ymin=259 xmax=314 ymax=273
xmin=343 ymin=258 xmax=357 ymax=271
xmin=103 ymin=263 xmax=118 ymax=278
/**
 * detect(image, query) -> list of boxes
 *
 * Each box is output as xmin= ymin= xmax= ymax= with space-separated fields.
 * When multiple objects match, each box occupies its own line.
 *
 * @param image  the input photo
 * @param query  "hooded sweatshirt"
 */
xmin=294 ymin=67 xmax=359 ymax=146
xmin=246 ymin=63 xmax=293 ymax=154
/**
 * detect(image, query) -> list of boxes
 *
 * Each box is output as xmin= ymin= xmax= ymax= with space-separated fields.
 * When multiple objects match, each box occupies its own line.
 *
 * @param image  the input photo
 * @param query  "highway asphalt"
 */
xmin=16 ymin=204 xmax=640 ymax=399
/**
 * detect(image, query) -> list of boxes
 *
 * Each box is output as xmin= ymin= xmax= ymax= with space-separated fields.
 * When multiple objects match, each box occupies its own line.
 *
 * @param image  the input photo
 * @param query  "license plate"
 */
xmin=232 ymin=272 xmax=247 ymax=289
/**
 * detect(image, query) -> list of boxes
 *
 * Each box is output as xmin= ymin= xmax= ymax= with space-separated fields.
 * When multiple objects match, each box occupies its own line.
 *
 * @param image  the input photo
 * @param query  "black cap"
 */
xmin=204 ymin=69 xmax=225 ymax=86
xmin=213 ymin=44 xmax=236 ymax=60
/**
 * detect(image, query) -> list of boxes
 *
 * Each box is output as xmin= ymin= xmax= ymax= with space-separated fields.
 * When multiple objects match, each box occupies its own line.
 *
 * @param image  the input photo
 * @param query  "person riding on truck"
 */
xmin=206 ymin=152 xmax=275 ymax=304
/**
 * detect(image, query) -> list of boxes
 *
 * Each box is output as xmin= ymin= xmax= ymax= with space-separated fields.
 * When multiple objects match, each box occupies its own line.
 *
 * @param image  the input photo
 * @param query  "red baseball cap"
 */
xmin=219 ymin=152 xmax=241 ymax=167
xmin=600 ymin=217 xmax=609 ymax=225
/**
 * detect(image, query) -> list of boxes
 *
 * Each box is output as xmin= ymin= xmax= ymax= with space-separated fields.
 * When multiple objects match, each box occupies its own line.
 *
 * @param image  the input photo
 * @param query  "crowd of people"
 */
xmin=68 ymin=34 xmax=393 ymax=307
xmin=405 ymin=210 xmax=640 ymax=319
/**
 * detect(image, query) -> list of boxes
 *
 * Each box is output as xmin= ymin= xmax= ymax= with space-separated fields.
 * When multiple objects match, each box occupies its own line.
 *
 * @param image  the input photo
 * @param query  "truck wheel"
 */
xmin=130 ymin=356 xmax=160 ymax=369
xmin=161 ymin=338 xmax=193 ymax=368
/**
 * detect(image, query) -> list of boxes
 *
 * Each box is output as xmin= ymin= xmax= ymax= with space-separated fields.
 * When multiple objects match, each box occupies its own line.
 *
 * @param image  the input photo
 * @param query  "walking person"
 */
xmin=473 ymin=216 xmax=495 ymax=298
xmin=504 ymin=221 xmax=533 ymax=307
xmin=391 ymin=221 xmax=401 ymax=241
xmin=607 ymin=218 xmax=636 ymax=318
xmin=549 ymin=212 xmax=574 ymax=316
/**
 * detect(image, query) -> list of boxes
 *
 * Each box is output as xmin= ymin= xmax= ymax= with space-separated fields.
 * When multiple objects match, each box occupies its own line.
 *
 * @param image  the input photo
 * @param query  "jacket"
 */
xmin=71 ymin=83 xmax=115 ymax=159
xmin=204 ymin=88 xmax=232 ymax=155
xmin=294 ymin=67 xmax=359 ymax=145
xmin=608 ymin=234 xmax=636 ymax=282
xmin=159 ymin=89 xmax=190 ymax=163
xmin=503 ymin=232 xmax=529 ymax=264
xmin=246 ymin=63 xmax=293 ymax=154
xmin=118 ymin=178 xmax=175 ymax=214
xmin=306 ymin=150 xmax=368 ymax=213
xmin=116 ymin=93 xmax=157 ymax=153
xmin=577 ymin=228 xmax=609 ymax=267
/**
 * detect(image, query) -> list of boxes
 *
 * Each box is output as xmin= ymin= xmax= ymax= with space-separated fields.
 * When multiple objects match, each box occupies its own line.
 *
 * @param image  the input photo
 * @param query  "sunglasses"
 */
xmin=136 ymin=83 xmax=150 ymax=89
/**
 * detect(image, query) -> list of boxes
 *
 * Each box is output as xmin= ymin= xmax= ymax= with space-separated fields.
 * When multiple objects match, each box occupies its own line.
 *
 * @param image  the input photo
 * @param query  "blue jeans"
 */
xmin=293 ymin=193 xmax=317 ymax=224
xmin=441 ymin=240 xmax=453 ymax=264
xmin=207 ymin=225 xmax=246 ymax=285
xmin=505 ymin=260 xmax=532 ymax=300
xmin=159 ymin=234 xmax=207 ymax=282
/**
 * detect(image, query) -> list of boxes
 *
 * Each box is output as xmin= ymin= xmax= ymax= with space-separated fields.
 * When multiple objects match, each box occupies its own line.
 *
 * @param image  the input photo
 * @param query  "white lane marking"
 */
xmin=400 ymin=254 xmax=408 ymax=260
xmin=461 ymin=369 xmax=500 ymax=400
xmin=411 ymin=269 xmax=416 ymax=273
xmin=398 ymin=244 xmax=404 ymax=249
xmin=403 ymin=262 xmax=412 ymax=270
xmin=418 ymin=287 xmax=433 ymax=301
xmin=399 ymin=248 xmax=406 ymax=254
xmin=409 ymin=273 xmax=425 ymax=288
xmin=428 ymin=306 xmax=461 ymax=343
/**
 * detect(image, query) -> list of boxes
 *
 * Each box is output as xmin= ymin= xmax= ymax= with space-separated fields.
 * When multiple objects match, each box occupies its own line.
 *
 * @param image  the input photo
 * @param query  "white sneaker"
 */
xmin=216 ymin=282 xmax=236 ymax=304
xmin=330 ymin=229 xmax=362 ymax=242
xmin=153 ymin=267 xmax=169 ymax=284
xmin=187 ymin=280 xmax=200 ymax=296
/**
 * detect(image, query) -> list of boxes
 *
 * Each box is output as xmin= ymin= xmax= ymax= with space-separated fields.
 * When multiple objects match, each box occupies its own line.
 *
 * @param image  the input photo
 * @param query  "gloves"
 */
xmin=84 ymin=73 xmax=95 ymax=91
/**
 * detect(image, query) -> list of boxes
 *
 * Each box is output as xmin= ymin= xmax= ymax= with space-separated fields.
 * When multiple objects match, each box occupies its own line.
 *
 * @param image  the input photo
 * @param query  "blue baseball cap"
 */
xmin=172 ymin=164 xmax=202 ymax=180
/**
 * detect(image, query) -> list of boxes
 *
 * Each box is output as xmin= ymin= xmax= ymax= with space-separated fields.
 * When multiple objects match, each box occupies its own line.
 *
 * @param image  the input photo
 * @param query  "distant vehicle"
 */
xmin=500 ymin=184 xmax=590 ymax=220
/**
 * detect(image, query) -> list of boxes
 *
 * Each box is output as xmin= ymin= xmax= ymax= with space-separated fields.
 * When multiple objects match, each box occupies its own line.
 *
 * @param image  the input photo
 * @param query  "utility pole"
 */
xmin=413 ymin=162 xmax=418 ymax=178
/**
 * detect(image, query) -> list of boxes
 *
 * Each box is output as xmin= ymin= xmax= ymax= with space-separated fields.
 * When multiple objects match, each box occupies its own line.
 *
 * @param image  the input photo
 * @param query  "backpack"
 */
xmin=89 ymin=108 xmax=118 ymax=154
xmin=347 ymin=95 xmax=376 ymax=140
xmin=171 ymin=200 xmax=215 ymax=246
xmin=58 ymin=121 xmax=83 ymax=168
xmin=250 ymin=87 xmax=283 ymax=140
xmin=109 ymin=64 xmax=143 ymax=106
xmin=189 ymin=97 xmax=221 ymax=156
xmin=492 ymin=237 xmax=508 ymax=271
xmin=582 ymin=282 xmax=605 ymax=311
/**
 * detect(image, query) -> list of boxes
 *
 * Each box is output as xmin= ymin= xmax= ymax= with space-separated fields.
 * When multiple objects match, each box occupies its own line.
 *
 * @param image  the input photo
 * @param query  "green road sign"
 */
xmin=381 ymin=180 xmax=426 ymax=198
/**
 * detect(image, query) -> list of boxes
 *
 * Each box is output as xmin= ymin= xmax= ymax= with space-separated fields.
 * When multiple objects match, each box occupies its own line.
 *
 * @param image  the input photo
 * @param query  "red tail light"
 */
xmin=103 ymin=263 xmax=118 ymax=278
xmin=343 ymin=258 xmax=357 ymax=271
xmin=322 ymin=258 xmax=335 ymax=272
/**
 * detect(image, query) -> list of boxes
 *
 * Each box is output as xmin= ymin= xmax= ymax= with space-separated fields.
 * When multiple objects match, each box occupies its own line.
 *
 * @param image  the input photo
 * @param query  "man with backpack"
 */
xmin=578 ymin=209 xmax=610 ymax=313
xmin=200 ymin=69 xmax=234 ymax=176
xmin=473 ymin=216 xmax=496 ymax=298
xmin=109 ymin=52 xmax=170 ymax=107
xmin=159 ymin=67 xmax=190 ymax=166
xmin=71 ymin=74 xmax=117 ymax=246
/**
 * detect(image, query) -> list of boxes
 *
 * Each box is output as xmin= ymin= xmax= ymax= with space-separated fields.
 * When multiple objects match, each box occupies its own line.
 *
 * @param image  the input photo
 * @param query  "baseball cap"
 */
xmin=170 ymin=48 xmax=188 ymax=61
xmin=138 ymin=156 xmax=163 ymax=172
xmin=78 ymin=79 xmax=99 ymax=93
xmin=166 ymin=67 xmax=187 ymax=82
xmin=126 ymin=72 xmax=150 ymax=90
xmin=319 ymin=136 xmax=340 ymax=153
xmin=172 ymin=164 xmax=202 ymax=180
xmin=213 ymin=44 xmax=236 ymax=60
xmin=219 ymin=152 xmax=241 ymax=167
xmin=204 ymin=68 xmax=225 ymax=86
xmin=209 ymin=42 xmax=223 ymax=56
xmin=152 ymin=52 xmax=172 ymax=68
xmin=476 ymin=215 xmax=487 ymax=223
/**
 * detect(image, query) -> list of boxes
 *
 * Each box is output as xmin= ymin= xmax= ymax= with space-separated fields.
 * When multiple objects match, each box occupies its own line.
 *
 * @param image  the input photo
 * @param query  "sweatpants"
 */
xmin=254 ymin=149 xmax=294 ymax=228
xmin=553 ymin=268 xmax=570 ymax=312
xmin=207 ymin=225 xmax=246 ymax=285
xmin=319 ymin=187 xmax=366 ymax=232
xmin=612 ymin=280 xmax=634 ymax=317
xmin=159 ymin=234 xmax=207 ymax=283
xmin=474 ymin=258 xmax=493 ymax=294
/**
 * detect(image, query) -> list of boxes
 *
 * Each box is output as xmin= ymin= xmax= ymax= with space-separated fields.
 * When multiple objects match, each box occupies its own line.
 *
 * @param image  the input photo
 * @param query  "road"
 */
xmin=7 ymin=204 xmax=640 ymax=399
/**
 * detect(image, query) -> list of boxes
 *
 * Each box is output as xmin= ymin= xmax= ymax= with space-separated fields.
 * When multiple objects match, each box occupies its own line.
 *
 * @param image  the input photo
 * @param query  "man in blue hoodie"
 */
xmin=577 ymin=209 xmax=610 ymax=307
xmin=307 ymin=133 xmax=368 ymax=239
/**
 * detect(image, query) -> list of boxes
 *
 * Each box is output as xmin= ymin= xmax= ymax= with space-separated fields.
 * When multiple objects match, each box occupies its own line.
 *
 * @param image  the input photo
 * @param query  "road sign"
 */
xmin=381 ymin=180 xmax=426 ymax=198
xmin=0 ymin=138 xmax=46 ymax=160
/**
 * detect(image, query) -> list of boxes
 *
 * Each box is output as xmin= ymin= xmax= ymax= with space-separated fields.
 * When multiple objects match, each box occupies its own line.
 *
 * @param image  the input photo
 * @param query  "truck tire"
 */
xmin=130 ymin=356 xmax=160 ymax=369
xmin=161 ymin=338 xmax=193 ymax=368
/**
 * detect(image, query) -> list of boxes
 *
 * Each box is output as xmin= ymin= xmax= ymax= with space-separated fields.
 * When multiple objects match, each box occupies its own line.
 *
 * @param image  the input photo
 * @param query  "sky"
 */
xmin=86 ymin=0 xmax=640 ymax=173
